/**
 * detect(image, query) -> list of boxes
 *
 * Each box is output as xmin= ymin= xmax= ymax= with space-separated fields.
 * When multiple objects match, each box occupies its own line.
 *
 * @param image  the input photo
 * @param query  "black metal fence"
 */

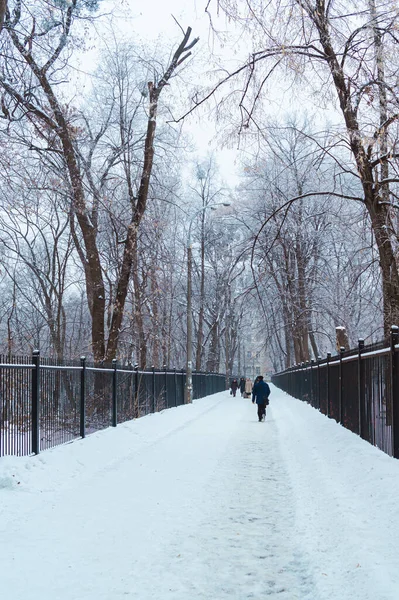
xmin=0 ymin=352 xmax=226 ymax=457
xmin=272 ymin=326 xmax=399 ymax=458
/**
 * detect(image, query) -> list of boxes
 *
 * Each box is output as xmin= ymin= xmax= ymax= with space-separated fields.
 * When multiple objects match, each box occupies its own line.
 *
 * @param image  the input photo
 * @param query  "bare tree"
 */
xmin=188 ymin=157 xmax=226 ymax=370
xmin=194 ymin=0 xmax=399 ymax=338
xmin=0 ymin=186 xmax=74 ymax=359
xmin=1 ymin=3 xmax=198 ymax=362
xmin=236 ymin=117 xmax=381 ymax=366
xmin=104 ymin=28 xmax=198 ymax=363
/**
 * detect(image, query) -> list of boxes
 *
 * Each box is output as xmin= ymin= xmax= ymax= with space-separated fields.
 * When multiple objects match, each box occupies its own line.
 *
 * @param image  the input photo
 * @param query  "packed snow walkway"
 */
xmin=1 ymin=386 xmax=399 ymax=600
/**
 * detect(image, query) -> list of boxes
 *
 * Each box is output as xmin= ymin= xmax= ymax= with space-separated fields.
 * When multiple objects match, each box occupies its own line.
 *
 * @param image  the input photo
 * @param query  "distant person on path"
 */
xmin=230 ymin=378 xmax=239 ymax=397
xmin=252 ymin=375 xmax=270 ymax=422
xmin=239 ymin=377 xmax=246 ymax=397
xmin=244 ymin=378 xmax=252 ymax=398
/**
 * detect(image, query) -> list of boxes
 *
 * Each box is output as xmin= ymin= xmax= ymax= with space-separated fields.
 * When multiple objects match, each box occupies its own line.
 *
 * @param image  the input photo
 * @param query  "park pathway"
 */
xmin=1 ymin=387 xmax=399 ymax=599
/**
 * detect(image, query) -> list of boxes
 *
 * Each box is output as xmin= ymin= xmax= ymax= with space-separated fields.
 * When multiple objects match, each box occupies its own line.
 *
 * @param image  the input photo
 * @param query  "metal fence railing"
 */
xmin=0 ymin=352 xmax=226 ymax=457
xmin=271 ymin=326 xmax=399 ymax=459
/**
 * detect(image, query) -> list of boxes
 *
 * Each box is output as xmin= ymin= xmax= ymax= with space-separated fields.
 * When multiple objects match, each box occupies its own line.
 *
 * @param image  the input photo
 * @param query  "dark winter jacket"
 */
xmin=239 ymin=378 xmax=246 ymax=392
xmin=252 ymin=380 xmax=270 ymax=405
xmin=231 ymin=379 xmax=239 ymax=391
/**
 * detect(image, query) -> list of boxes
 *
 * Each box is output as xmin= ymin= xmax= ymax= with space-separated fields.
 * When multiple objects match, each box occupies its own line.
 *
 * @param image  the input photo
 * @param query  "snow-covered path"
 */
xmin=1 ymin=386 xmax=399 ymax=599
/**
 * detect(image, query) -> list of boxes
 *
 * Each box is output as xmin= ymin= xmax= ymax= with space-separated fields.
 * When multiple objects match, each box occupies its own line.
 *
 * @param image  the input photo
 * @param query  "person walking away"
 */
xmin=244 ymin=378 xmax=252 ymax=398
xmin=239 ymin=377 xmax=246 ymax=397
xmin=230 ymin=378 xmax=239 ymax=397
xmin=252 ymin=375 xmax=270 ymax=421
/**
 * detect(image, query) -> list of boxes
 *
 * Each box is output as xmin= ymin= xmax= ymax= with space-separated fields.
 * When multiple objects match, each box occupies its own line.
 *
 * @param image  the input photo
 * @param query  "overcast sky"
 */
xmin=77 ymin=0 xmax=325 ymax=189
xmin=90 ymin=0 xmax=245 ymax=187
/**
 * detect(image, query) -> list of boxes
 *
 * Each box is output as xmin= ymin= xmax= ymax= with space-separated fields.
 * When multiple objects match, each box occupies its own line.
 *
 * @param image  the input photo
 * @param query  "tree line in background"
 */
xmin=0 ymin=0 xmax=395 ymax=376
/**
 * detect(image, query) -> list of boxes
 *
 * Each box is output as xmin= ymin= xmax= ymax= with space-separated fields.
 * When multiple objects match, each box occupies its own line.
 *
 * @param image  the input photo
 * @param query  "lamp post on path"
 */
xmin=185 ymin=201 xmax=231 ymax=404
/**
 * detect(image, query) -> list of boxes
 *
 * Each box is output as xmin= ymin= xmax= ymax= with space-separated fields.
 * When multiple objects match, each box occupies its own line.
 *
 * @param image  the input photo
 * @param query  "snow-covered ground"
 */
xmin=1 ymin=385 xmax=399 ymax=600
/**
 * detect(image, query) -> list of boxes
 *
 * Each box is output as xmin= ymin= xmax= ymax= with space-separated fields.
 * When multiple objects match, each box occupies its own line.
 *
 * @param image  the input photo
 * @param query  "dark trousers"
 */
xmin=257 ymin=402 xmax=266 ymax=421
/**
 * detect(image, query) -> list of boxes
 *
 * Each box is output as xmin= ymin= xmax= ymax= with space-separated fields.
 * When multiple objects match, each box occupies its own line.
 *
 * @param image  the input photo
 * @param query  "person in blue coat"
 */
xmin=252 ymin=375 xmax=270 ymax=421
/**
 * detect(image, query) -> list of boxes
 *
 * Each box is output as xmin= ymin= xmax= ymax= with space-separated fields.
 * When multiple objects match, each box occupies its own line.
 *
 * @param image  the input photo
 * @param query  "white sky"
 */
xmin=79 ymin=0 xmax=253 ymax=187
xmin=70 ymin=0 xmax=336 ymax=191
xmin=1 ymin=386 xmax=399 ymax=599
xmin=108 ymin=0 xmax=338 ymax=184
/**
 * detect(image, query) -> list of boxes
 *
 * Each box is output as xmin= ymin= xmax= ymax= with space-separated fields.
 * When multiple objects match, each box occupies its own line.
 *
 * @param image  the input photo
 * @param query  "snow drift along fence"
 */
xmin=0 ymin=352 xmax=226 ymax=457
xmin=272 ymin=326 xmax=399 ymax=459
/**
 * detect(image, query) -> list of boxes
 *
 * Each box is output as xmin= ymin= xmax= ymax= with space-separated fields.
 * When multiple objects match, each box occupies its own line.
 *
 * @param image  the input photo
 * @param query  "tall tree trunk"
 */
xmin=131 ymin=234 xmax=147 ymax=368
xmin=5 ymin=25 xmax=106 ymax=361
xmin=314 ymin=8 xmax=399 ymax=337
xmin=105 ymin=28 xmax=199 ymax=360
xmin=369 ymin=0 xmax=389 ymax=207
xmin=151 ymin=263 xmax=160 ymax=367
xmin=206 ymin=320 xmax=219 ymax=372
xmin=4 ymin=16 xmax=198 ymax=363
xmin=309 ymin=327 xmax=319 ymax=360
xmin=368 ymin=202 xmax=399 ymax=334
xmin=296 ymin=239 xmax=310 ymax=362
xmin=195 ymin=216 xmax=206 ymax=370
xmin=161 ymin=300 xmax=169 ymax=367
xmin=283 ymin=305 xmax=292 ymax=368
xmin=7 ymin=278 xmax=16 ymax=358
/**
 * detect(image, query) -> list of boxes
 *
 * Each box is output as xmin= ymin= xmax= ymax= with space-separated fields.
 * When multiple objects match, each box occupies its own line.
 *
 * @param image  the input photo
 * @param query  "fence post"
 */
xmin=31 ymin=349 xmax=40 ymax=455
xmin=112 ymin=359 xmax=117 ymax=427
xmin=317 ymin=356 xmax=321 ymax=410
xmin=181 ymin=368 xmax=185 ymax=404
xmin=358 ymin=339 xmax=364 ymax=438
xmin=310 ymin=359 xmax=314 ymax=405
xmin=173 ymin=367 xmax=177 ymax=406
xmin=80 ymin=356 xmax=86 ymax=439
xmin=152 ymin=366 xmax=156 ymax=412
xmin=339 ymin=346 xmax=345 ymax=424
xmin=304 ymin=362 xmax=307 ymax=400
xmin=288 ymin=364 xmax=299 ymax=398
xmin=134 ymin=364 xmax=139 ymax=418
xmin=300 ymin=363 xmax=302 ymax=400
xmin=299 ymin=363 xmax=303 ymax=400
xmin=391 ymin=326 xmax=399 ymax=458
xmin=164 ymin=365 xmax=168 ymax=409
xmin=326 ymin=352 xmax=331 ymax=417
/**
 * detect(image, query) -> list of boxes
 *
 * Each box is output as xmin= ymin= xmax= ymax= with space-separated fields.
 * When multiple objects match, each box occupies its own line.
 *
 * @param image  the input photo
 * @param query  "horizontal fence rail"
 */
xmin=272 ymin=326 xmax=399 ymax=459
xmin=0 ymin=352 xmax=226 ymax=457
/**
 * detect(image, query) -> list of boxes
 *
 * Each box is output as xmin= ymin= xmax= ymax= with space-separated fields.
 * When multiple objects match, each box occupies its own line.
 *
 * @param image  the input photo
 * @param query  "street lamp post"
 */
xmin=185 ymin=201 xmax=231 ymax=404
xmin=185 ymin=240 xmax=193 ymax=404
